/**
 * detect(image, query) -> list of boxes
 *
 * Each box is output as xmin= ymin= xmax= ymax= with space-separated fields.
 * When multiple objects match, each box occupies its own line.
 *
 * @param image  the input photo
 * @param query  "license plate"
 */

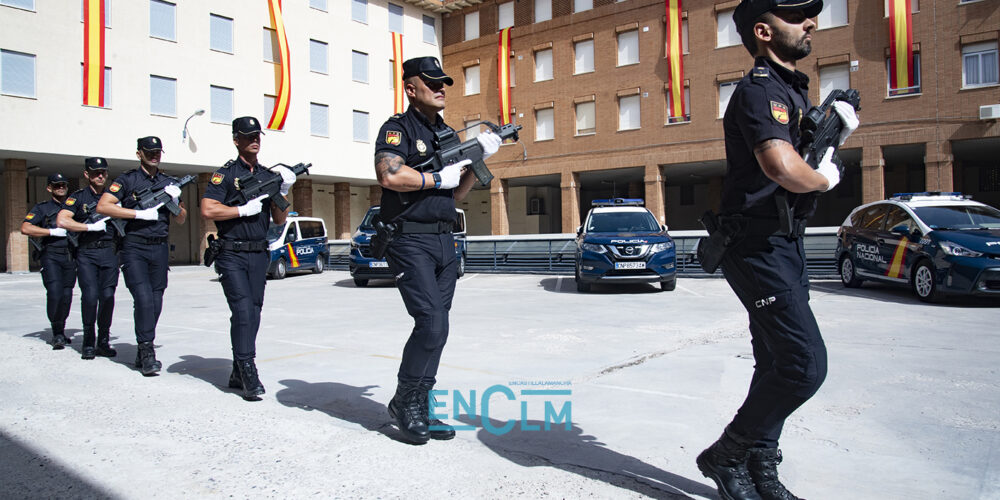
xmin=369 ymin=261 xmax=388 ymax=268
xmin=615 ymin=261 xmax=646 ymax=270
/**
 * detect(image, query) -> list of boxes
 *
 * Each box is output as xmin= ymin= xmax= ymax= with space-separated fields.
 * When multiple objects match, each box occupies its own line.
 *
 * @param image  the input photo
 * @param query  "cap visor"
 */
xmin=421 ymin=71 xmax=454 ymax=86
xmin=236 ymin=130 xmax=265 ymax=135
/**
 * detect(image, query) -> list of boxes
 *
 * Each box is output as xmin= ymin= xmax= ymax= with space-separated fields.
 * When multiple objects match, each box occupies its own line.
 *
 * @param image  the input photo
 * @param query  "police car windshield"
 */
xmin=913 ymin=205 xmax=1000 ymax=230
xmin=266 ymin=223 xmax=286 ymax=242
xmin=587 ymin=212 xmax=660 ymax=233
xmin=360 ymin=208 xmax=380 ymax=229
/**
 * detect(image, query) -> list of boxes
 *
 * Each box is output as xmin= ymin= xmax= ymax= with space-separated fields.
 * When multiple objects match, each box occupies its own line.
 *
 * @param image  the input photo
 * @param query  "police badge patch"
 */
xmin=770 ymin=101 xmax=789 ymax=125
xmin=211 ymin=173 xmax=224 ymax=185
xmin=109 ymin=182 xmax=122 ymax=193
xmin=25 ymin=213 xmax=35 ymax=220
xmin=66 ymin=198 xmax=76 ymax=206
xmin=416 ymin=140 xmax=427 ymax=153
xmin=386 ymin=131 xmax=401 ymax=146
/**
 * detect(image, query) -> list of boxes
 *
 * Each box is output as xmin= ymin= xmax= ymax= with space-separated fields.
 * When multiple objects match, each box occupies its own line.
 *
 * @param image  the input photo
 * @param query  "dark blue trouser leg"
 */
xmin=215 ymin=250 xmax=268 ymax=360
xmin=41 ymin=250 xmax=76 ymax=332
xmin=121 ymin=242 xmax=169 ymax=343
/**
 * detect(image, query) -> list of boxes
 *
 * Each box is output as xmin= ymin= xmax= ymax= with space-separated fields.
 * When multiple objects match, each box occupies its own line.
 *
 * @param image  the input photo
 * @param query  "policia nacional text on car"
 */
xmin=201 ymin=116 xmax=296 ymax=401
xmin=97 ymin=136 xmax=188 ymax=377
xmin=373 ymin=56 xmax=502 ymax=444
xmin=693 ymin=2 xmax=859 ymax=500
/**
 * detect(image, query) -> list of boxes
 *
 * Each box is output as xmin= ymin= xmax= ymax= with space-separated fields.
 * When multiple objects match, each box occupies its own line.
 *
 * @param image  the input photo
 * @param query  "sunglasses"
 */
xmin=88 ymin=170 xmax=108 ymax=176
xmin=50 ymin=183 xmax=69 ymax=189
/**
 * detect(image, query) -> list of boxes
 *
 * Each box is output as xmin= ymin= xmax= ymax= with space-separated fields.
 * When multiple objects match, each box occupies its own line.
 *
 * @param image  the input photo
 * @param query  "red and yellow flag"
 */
xmin=888 ymin=0 xmax=914 ymax=93
xmin=392 ymin=32 xmax=404 ymax=114
xmin=83 ymin=0 xmax=105 ymax=107
xmin=665 ymin=0 xmax=685 ymax=121
xmin=497 ymin=27 xmax=513 ymax=126
xmin=267 ymin=0 xmax=291 ymax=130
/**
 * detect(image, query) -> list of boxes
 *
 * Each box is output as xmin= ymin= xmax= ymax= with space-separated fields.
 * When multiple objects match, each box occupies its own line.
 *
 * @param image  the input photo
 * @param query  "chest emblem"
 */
xmin=416 ymin=139 xmax=427 ymax=153
xmin=25 ymin=213 xmax=35 ymax=220
xmin=385 ymin=130 xmax=402 ymax=146
xmin=211 ymin=172 xmax=225 ymax=185
xmin=66 ymin=197 xmax=77 ymax=206
xmin=109 ymin=182 xmax=122 ymax=193
xmin=770 ymin=101 xmax=790 ymax=125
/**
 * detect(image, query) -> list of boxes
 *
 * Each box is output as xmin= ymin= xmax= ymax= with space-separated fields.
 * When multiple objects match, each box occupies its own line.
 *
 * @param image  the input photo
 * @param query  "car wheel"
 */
xmin=660 ymin=279 xmax=676 ymax=291
xmin=354 ymin=278 xmax=368 ymax=287
xmin=313 ymin=254 xmax=326 ymax=274
xmin=912 ymin=260 xmax=940 ymax=303
xmin=839 ymin=255 xmax=863 ymax=288
xmin=457 ymin=254 xmax=466 ymax=277
xmin=273 ymin=259 xmax=287 ymax=280
xmin=575 ymin=267 xmax=591 ymax=292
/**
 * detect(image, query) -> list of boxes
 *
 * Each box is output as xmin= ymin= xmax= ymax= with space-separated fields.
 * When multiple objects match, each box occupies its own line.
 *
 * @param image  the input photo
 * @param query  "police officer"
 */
xmin=97 ymin=137 xmax=187 ymax=376
xmin=201 ymin=116 xmax=295 ymax=401
xmin=20 ymin=174 xmax=77 ymax=349
xmin=57 ymin=157 xmax=119 ymax=360
xmin=374 ymin=56 xmax=502 ymax=444
xmin=695 ymin=2 xmax=859 ymax=499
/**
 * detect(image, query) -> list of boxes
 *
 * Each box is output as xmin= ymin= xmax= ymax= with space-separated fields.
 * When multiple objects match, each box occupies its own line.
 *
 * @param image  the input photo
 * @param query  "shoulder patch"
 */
xmin=385 ymin=130 xmax=402 ymax=146
xmin=109 ymin=182 xmax=122 ymax=193
xmin=211 ymin=172 xmax=225 ymax=185
xmin=752 ymin=66 xmax=769 ymax=79
xmin=770 ymin=101 xmax=790 ymax=125
xmin=66 ymin=197 xmax=76 ymax=206
xmin=25 ymin=213 xmax=35 ymax=221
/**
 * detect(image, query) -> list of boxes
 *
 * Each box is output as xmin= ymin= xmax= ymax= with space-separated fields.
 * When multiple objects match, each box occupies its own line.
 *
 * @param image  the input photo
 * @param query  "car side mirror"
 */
xmin=576 ymin=225 xmax=582 ymax=236
xmin=661 ymin=224 xmax=668 ymax=232
xmin=285 ymin=233 xmax=297 ymax=244
xmin=890 ymin=224 xmax=909 ymax=236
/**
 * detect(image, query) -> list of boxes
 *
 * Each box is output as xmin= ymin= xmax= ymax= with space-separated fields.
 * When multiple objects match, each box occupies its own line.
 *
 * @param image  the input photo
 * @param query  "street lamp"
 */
xmin=182 ymin=109 xmax=206 ymax=142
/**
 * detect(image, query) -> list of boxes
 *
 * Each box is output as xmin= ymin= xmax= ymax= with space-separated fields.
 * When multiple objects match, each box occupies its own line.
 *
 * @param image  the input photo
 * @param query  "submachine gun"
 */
xmin=129 ymin=174 xmax=197 ymax=215
xmin=66 ymin=202 xmax=126 ymax=248
xmin=413 ymin=121 xmax=522 ymax=187
xmin=224 ymin=162 xmax=311 ymax=212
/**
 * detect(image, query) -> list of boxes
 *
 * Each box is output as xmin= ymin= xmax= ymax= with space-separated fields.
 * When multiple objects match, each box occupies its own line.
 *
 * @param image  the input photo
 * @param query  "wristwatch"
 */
xmin=433 ymin=173 xmax=442 ymax=189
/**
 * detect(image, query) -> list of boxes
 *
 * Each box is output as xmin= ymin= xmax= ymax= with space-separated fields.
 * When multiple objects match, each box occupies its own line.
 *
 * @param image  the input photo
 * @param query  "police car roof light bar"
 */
xmin=890 ymin=192 xmax=968 ymax=201
xmin=592 ymin=198 xmax=645 ymax=207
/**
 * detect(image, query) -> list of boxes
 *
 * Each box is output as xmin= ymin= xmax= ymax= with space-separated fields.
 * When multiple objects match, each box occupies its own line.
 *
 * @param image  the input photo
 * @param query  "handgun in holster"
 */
xmin=697 ymin=210 xmax=742 ymax=274
xmin=369 ymin=215 xmax=397 ymax=260
xmin=203 ymin=234 xmax=222 ymax=267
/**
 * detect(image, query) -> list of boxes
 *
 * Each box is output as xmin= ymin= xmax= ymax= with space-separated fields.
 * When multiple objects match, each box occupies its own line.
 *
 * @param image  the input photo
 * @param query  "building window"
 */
xmin=210 ymin=85 xmax=233 ymax=124
xmin=353 ymin=110 xmax=369 ymax=142
xmin=351 ymin=0 xmax=366 ymax=23
xmin=464 ymin=65 xmax=480 ymax=95
xmin=574 ymin=39 xmax=594 ymax=74
xmin=263 ymin=27 xmax=278 ymax=63
xmin=574 ymin=0 xmax=592 ymax=13
xmin=150 ymin=0 xmax=175 ymax=41
xmin=718 ymin=80 xmax=738 ymax=118
xmin=464 ymin=120 xmax=481 ymax=140
xmin=883 ymin=0 xmax=919 ymax=15
xmin=534 ymin=48 xmax=553 ymax=81
xmin=352 ymin=50 xmax=368 ymax=83
xmin=498 ymin=2 xmax=514 ymax=30
xmin=819 ymin=63 xmax=850 ymax=102
xmin=423 ymin=15 xmax=436 ymax=44
xmin=1 ymin=0 xmax=34 ymax=11
xmin=388 ymin=3 xmax=403 ymax=32
xmin=716 ymin=10 xmax=740 ymax=48
xmin=149 ymin=75 xmax=176 ymax=116
xmin=310 ymin=102 xmax=329 ymax=137
xmin=310 ymin=0 xmax=327 ymax=12
xmin=535 ymin=107 xmax=554 ymax=141
xmin=310 ymin=39 xmax=328 ymax=74
xmin=80 ymin=64 xmax=112 ymax=107
xmin=465 ymin=11 xmax=479 ymax=41
xmin=210 ymin=14 xmax=233 ymax=54
xmin=962 ymin=41 xmax=998 ymax=88
xmin=575 ymin=101 xmax=595 ymax=135
xmin=79 ymin=0 xmax=111 ymax=26
xmin=618 ymin=94 xmax=640 ymax=130
xmin=665 ymin=86 xmax=690 ymax=124
xmin=534 ymin=0 xmax=551 ymax=23
xmin=0 ymin=49 xmax=35 ymax=97
xmin=617 ymin=30 xmax=639 ymax=66
xmin=264 ymin=94 xmax=275 ymax=123
xmin=886 ymin=53 xmax=921 ymax=96
xmin=817 ymin=0 xmax=847 ymax=29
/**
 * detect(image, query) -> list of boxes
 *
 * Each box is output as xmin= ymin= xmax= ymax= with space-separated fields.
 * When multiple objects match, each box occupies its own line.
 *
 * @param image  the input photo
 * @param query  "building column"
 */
xmin=3 ymin=159 xmax=29 ymax=272
xmin=560 ymin=171 xmax=580 ymax=233
xmin=643 ymin=165 xmax=665 ymax=225
xmin=491 ymin=179 xmax=510 ymax=236
xmin=195 ymin=173 xmax=215 ymax=264
xmin=925 ymin=140 xmax=954 ymax=193
xmin=292 ymin=179 xmax=313 ymax=217
xmin=369 ymin=185 xmax=382 ymax=207
xmin=862 ymin=145 xmax=885 ymax=203
xmin=333 ymin=182 xmax=351 ymax=240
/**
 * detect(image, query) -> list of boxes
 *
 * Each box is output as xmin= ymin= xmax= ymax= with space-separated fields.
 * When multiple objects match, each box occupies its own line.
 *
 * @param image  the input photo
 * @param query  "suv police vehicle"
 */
xmin=266 ymin=215 xmax=328 ymax=279
xmin=836 ymin=192 xmax=1000 ymax=302
xmin=575 ymin=198 xmax=676 ymax=293
xmin=350 ymin=206 xmax=467 ymax=287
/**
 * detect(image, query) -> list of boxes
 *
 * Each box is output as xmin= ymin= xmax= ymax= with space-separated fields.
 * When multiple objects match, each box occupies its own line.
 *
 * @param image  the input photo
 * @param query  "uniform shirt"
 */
xmin=721 ymin=57 xmax=815 ymax=219
xmin=63 ymin=186 xmax=114 ymax=246
xmin=24 ymin=199 xmax=69 ymax=249
xmin=202 ymin=157 xmax=276 ymax=242
xmin=374 ymin=105 xmax=458 ymax=224
xmin=105 ymin=167 xmax=174 ymax=238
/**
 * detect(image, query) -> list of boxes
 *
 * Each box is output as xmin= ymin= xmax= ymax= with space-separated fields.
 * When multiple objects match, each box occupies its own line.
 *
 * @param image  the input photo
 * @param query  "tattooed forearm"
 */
xmin=753 ymin=139 xmax=788 ymax=154
xmin=374 ymin=152 xmax=405 ymax=182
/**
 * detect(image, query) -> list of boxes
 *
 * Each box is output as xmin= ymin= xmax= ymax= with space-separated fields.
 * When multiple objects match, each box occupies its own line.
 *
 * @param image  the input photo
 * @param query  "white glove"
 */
xmin=163 ymin=184 xmax=182 ymax=202
xmin=477 ymin=131 xmax=502 ymax=160
xmin=48 ymin=228 xmax=67 ymax=237
xmin=86 ymin=220 xmax=107 ymax=232
xmin=237 ymin=195 xmax=267 ymax=217
xmin=274 ymin=166 xmax=296 ymax=196
xmin=438 ymin=159 xmax=470 ymax=190
xmin=832 ymin=100 xmax=859 ymax=146
xmin=816 ymin=147 xmax=841 ymax=192
xmin=134 ymin=204 xmax=162 ymax=221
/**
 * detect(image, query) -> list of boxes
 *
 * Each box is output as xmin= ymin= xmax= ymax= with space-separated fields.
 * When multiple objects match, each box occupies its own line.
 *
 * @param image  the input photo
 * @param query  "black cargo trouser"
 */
xmin=76 ymin=243 xmax=119 ymax=337
xmin=40 ymin=247 xmax=77 ymax=332
xmin=120 ymin=240 xmax=169 ymax=343
xmin=215 ymin=249 xmax=268 ymax=361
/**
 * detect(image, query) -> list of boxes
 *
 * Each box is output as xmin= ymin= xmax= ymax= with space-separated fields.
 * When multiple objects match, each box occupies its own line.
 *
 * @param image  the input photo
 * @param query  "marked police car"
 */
xmin=575 ymin=198 xmax=676 ymax=293
xmin=350 ymin=206 xmax=467 ymax=287
xmin=836 ymin=192 xmax=1000 ymax=302
xmin=266 ymin=215 xmax=328 ymax=279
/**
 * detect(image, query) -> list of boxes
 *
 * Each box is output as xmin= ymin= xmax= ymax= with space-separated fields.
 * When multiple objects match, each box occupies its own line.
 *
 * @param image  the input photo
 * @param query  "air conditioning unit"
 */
xmin=980 ymin=104 xmax=1000 ymax=120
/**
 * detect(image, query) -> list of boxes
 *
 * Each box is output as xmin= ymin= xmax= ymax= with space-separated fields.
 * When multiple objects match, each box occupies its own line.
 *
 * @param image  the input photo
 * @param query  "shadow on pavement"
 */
xmin=810 ymin=280 xmax=1000 ymax=307
xmin=23 ymin=328 xmax=82 ymax=347
xmin=455 ymin=414 xmax=717 ymax=500
xmin=0 ymin=430 xmax=118 ymax=499
xmin=332 ymin=278 xmax=396 ymax=288
xmin=537 ymin=277 xmax=665 ymax=295
xmin=167 ymin=354 xmax=240 ymax=397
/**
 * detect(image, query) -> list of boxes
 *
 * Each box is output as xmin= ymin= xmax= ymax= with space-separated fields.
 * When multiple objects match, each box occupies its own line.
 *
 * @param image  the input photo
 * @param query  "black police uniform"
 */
xmin=719 ymin=56 xmax=827 ymax=448
xmin=24 ymin=199 xmax=76 ymax=339
xmin=63 ymin=185 xmax=119 ymax=349
xmin=202 ymin=158 xmax=276 ymax=362
xmin=376 ymin=105 xmax=459 ymax=392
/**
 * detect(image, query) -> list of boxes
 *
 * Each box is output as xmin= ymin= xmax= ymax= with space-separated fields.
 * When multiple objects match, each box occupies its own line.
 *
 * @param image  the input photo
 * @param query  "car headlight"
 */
xmin=650 ymin=241 xmax=674 ymax=252
xmin=939 ymin=241 xmax=982 ymax=258
xmin=581 ymin=242 xmax=606 ymax=254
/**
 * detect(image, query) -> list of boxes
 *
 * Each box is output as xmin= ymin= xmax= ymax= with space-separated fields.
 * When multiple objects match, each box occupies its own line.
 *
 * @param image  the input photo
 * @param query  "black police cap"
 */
xmin=47 ymin=173 xmax=68 ymax=185
xmin=232 ymin=116 xmax=265 ymax=136
xmin=137 ymin=136 xmax=163 ymax=151
xmin=401 ymin=56 xmax=454 ymax=86
xmin=733 ymin=0 xmax=823 ymax=35
xmin=84 ymin=157 xmax=108 ymax=170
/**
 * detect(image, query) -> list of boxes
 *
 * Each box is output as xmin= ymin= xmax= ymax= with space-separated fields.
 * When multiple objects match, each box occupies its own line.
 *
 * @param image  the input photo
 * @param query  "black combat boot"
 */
xmin=418 ymin=383 xmax=455 ymax=440
xmin=228 ymin=360 xmax=241 ymax=389
xmin=95 ymin=332 xmax=117 ymax=357
xmin=387 ymin=386 xmax=430 ymax=444
xmin=81 ymin=331 xmax=96 ymax=360
xmin=51 ymin=325 xmax=67 ymax=350
xmin=747 ymin=448 xmax=802 ymax=500
xmin=696 ymin=427 xmax=763 ymax=500
xmin=134 ymin=342 xmax=162 ymax=376
xmin=236 ymin=359 xmax=265 ymax=400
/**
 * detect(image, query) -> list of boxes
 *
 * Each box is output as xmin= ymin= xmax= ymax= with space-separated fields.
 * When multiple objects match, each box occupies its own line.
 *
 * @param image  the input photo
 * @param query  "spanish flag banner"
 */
xmin=83 ymin=0 xmax=105 ymax=107
xmin=497 ymin=27 xmax=512 ymax=126
xmin=888 ymin=0 xmax=914 ymax=94
xmin=392 ymin=32 xmax=404 ymax=114
xmin=665 ymin=0 xmax=685 ymax=122
xmin=267 ymin=0 xmax=291 ymax=130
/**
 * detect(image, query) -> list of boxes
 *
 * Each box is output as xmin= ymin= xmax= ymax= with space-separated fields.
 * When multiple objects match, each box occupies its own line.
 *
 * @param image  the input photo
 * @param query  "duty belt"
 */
xmin=79 ymin=240 xmax=115 ymax=250
xmin=43 ymin=245 xmax=70 ymax=253
xmin=124 ymin=234 xmax=167 ymax=245
xmin=720 ymin=216 xmax=808 ymax=238
xmin=219 ymin=239 xmax=268 ymax=252
xmin=399 ymin=221 xmax=454 ymax=234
